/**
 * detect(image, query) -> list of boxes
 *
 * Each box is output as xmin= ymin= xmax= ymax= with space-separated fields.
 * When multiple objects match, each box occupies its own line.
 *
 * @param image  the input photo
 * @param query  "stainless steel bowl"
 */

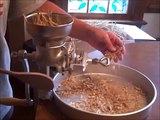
xmin=24 ymin=12 xmax=74 ymax=43
xmin=53 ymin=63 xmax=157 ymax=120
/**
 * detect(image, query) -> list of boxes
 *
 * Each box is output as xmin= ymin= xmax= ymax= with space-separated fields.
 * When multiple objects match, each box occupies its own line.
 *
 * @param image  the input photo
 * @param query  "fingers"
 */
xmin=104 ymin=32 xmax=125 ymax=62
xmin=108 ymin=32 xmax=123 ymax=47
xmin=104 ymin=32 xmax=117 ymax=52
xmin=105 ymin=46 xmax=123 ymax=62
xmin=87 ymin=28 xmax=125 ymax=62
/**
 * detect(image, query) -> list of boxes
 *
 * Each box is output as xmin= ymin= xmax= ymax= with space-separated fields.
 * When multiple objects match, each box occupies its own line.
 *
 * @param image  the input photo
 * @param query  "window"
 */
xmin=68 ymin=0 xmax=129 ymax=14
xmin=51 ymin=0 xmax=151 ymax=23
xmin=68 ymin=0 xmax=88 ymax=13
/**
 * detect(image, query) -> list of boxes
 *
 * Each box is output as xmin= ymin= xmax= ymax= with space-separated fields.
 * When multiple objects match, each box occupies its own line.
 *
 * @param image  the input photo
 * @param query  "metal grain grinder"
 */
xmin=0 ymin=12 xmax=108 ymax=107
xmin=0 ymin=13 xmax=76 ymax=107
xmin=24 ymin=12 xmax=76 ymax=73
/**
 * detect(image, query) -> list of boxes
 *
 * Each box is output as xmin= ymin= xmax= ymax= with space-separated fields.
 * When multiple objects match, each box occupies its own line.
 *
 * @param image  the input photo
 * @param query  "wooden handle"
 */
xmin=0 ymin=98 xmax=30 ymax=106
xmin=0 ymin=68 xmax=54 ymax=90
xmin=0 ymin=68 xmax=15 ymax=75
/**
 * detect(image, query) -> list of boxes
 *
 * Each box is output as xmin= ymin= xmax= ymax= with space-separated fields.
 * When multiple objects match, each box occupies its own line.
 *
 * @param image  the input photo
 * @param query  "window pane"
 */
xmin=68 ymin=0 xmax=88 ymax=13
xmin=108 ymin=0 xmax=129 ymax=14
xmin=88 ymin=0 xmax=109 ymax=13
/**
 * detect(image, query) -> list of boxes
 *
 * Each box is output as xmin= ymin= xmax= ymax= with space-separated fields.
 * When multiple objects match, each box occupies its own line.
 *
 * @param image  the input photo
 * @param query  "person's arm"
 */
xmin=38 ymin=1 xmax=125 ymax=62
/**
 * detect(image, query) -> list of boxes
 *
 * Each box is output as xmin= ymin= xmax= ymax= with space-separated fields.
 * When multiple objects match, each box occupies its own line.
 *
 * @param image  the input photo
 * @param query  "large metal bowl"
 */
xmin=53 ymin=63 xmax=157 ymax=120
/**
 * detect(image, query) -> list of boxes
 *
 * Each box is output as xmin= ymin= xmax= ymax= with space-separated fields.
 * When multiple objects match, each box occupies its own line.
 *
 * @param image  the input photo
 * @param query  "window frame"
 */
xmin=67 ymin=0 xmax=130 ymax=19
xmin=51 ymin=0 xmax=150 ymax=21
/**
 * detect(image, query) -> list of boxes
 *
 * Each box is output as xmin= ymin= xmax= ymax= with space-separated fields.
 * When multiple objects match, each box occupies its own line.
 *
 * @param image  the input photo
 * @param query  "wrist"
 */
xmin=83 ymin=25 xmax=98 ymax=43
xmin=70 ymin=18 xmax=97 ymax=43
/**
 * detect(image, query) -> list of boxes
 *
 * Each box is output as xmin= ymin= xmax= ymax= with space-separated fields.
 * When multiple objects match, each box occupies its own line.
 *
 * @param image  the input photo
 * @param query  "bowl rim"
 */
xmin=53 ymin=63 xmax=157 ymax=117
xmin=24 ymin=12 xmax=74 ymax=28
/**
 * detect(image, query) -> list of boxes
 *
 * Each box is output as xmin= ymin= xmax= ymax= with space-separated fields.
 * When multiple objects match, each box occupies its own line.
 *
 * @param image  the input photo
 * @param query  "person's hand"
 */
xmin=69 ymin=19 xmax=125 ymax=62
xmin=86 ymin=27 xmax=125 ymax=62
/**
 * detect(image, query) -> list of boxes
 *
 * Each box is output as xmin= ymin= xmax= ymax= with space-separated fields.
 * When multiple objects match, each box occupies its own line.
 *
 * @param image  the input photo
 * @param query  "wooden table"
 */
xmin=35 ymin=41 xmax=160 ymax=120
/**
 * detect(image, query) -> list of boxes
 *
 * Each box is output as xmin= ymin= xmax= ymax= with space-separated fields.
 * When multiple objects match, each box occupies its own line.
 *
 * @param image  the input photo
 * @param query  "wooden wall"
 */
xmin=145 ymin=0 xmax=160 ymax=13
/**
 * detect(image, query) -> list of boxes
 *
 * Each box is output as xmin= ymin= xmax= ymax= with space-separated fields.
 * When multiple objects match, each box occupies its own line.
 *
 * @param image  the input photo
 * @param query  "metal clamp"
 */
xmin=11 ymin=50 xmax=33 ymax=106
xmin=92 ymin=57 xmax=110 ymax=67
